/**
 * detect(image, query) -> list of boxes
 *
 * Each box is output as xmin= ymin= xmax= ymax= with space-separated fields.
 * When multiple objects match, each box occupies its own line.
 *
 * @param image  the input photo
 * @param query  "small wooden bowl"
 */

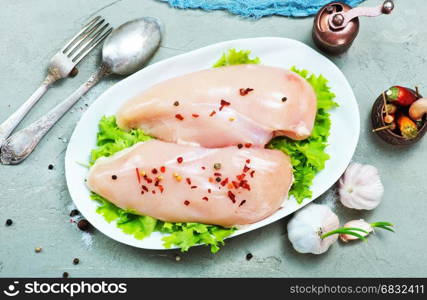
xmin=371 ymin=89 xmax=427 ymax=145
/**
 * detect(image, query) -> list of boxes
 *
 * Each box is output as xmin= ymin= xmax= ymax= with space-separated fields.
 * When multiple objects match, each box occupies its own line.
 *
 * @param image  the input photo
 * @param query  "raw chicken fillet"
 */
xmin=116 ymin=65 xmax=317 ymax=148
xmin=87 ymin=140 xmax=293 ymax=227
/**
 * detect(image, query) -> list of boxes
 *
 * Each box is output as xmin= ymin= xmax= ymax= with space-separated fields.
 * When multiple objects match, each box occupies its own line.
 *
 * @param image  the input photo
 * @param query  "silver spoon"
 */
xmin=0 ymin=17 xmax=162 ymax=165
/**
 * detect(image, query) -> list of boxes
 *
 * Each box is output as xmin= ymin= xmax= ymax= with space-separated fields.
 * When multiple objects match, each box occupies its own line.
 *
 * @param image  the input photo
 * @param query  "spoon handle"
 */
xmin=0 ymin=65 xmax=108 ymax=165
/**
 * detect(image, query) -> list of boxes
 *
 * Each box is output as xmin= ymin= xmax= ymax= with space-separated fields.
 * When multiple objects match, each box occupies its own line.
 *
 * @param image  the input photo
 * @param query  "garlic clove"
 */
xmin=287 ymin=204 xmax=339 ymax=255
xmin=339 ymin=163 xmax=384 ymax=210
xmin=409 ymin=98 xmax=427 ymax=121
xmin=340 ymin=219 xmax=373 ymax=242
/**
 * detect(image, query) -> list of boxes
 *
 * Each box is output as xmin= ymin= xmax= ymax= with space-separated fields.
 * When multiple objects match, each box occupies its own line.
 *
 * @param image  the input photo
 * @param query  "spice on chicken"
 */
xmin=160 ymin=166 xmax=166 ymax=173
xmin=219 ymin=99 xmax=231 ymax=111
xmin=202 ymin=197 xmax=209 ymax=201
xmin=209 ymin=110 xmax=216 ymax=117
xmin=175 ymin=114 xmax=184 ymax=121
xmin=136 ymin=168 xmax=141 ymax=183
xmin=173 ymin=101 xmax=180 ymax=106
xmin=177 ymin=157 xmax=183 ymax=164
xmin=239 ymin=200 xmax=247 ymax=207
xmin=184 ymin=200 xmax=190 ymax=206
xmin=228 ymin=191 xmax=236 ymax=203
xmin=239 ymin=88 xmax=254 ymax=96
xmin=192 ymin=114 xmax=199 ymax=118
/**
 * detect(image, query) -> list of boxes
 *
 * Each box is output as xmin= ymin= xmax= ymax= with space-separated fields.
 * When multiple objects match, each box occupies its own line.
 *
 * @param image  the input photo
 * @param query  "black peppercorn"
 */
xmin=48 ymin=164 xmax=54 ymax=170
xmin=69 ymin=209 xmax=80 ymax=217
xmin=215 ymin=177 xmax=221 ymax=182
xmin=237 ymin=144 xmax=243 ymax=149
xmin=246 ymin=253 xmax=253 ymax=261
xmin=73 ymin=258 xmax=80 ymax=265
xmin=77 ymin=219 xmax=90 ymax=231
xmin=63 ymin=272 xmax=69 ymax=278
xmin=174 ymin=101 xmax=180 ymax=106
xmin=5 ymin=219 xmax=13 ymax=226
xmin=112 ymin=175 xmax=117 ymax=180
xmin=281 ymin=96 xmax=287 ymax=102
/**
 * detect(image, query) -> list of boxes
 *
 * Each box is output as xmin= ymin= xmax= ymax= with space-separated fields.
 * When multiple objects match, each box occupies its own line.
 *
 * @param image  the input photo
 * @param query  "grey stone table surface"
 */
xmin=0 ymin=0 xmax=426 ymax=277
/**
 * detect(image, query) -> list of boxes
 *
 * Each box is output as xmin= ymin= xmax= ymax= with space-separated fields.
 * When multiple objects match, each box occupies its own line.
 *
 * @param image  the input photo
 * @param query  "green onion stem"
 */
xmin=321 ymin=227 xmax=368 ymax=241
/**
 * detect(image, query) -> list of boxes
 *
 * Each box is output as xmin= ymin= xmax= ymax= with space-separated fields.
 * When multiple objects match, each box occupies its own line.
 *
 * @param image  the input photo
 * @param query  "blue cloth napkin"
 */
xmin=158 ymin=0 xmax=365 ymax=18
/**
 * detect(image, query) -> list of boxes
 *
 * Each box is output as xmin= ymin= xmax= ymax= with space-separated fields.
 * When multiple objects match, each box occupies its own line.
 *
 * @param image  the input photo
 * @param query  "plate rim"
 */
xmin=65 ymin=36 xmax=360 ymax=250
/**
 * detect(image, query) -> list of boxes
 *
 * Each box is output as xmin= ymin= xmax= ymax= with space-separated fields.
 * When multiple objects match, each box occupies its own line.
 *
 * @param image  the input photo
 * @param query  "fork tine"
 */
xmin=61 ymin=16 xmax=101 ymax=52
xmin=71 ymin=25 xmax=113 ymax=64
xmin=65 ymin=18 xmax=105 ymax=56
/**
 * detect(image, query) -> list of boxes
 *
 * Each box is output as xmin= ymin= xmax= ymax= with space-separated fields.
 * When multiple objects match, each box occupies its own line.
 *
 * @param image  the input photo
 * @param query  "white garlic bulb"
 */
xmin=287 ymin=204 xmax=339 ymax=254
xmin=340 ymin=219 xmax=372 ymax=242
xmin=339 ymin=163 xmax=384 ymax=210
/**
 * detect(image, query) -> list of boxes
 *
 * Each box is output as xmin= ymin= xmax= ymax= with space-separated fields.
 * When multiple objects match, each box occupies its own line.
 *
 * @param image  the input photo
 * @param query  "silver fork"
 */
xmin=0 ymin=16 xmax=112 ymax=146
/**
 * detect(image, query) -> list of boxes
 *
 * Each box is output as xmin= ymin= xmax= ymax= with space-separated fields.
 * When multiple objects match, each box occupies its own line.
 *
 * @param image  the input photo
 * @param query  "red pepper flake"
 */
xmin=214 ymin=172 xmax=222 ymax=177
xmin=154 ymin=180 xmax=159 ymax=187
xmin=192 ymin=114 xmax=199 ymax=118
xmin=250 ymin=170 xmax=255 ymax=178
xmin=209 ymin=177 xmax=214 ymax=183
xmin=228 ymin=191 xmax=236 ymax=203
xmin=243 ymin=165 xmax=250 ymax=173
xmin=184 ymin=200 xmax=190 ymax=206
xmin=237 ymin=144 xmax=243 ymax=149
xmin=151 ymin=168 xmax=158 ymax=174
xmin=145 ymin=176 xmax=153 ymax=184
xmin=186 ymin=178 xmax=192 ymax=185
xmin=142 ymin=185 xmax=149 ymax=192
xmin=136 ymin=168 xmax=141 ymax=183
xmin=232 ymin=181 xmax=239 ymax=189
xmin=201 ymin=166 xmax=206 ymax=170
xmin=152 ymin=190 xmax=156 ymax=194
xmin=209 ymin=110 xmax=216 ymax=117
xmin=227 ymin=183 xmax=234 ymax=189
xmin=236 ymin=174 xmax=246 ymax=181
xmin=191 ymin=186 xmax=198 ymax=189
xmin=208 ymin=189 xmax=212 ymax=193
xmin=202 ymin=197 xmax=209 ymax=201
xmin=160 ymin=166 xmax=166 ymax=173
xmin=158 ymin=185 xmax=164 ymax=193
xmin=239 ymin=200 xmax=247 ymax=207
xmin=219 ymin=99 xmax=231 ymax=111
xmin=244 ymin=143 xmax=252 ymax=148
xmin=239 ymin=88 xmax=254 ymax=96
xmin=141 ymin=191 xmax=144 ymax=195
xmin=241 ymin=181 xmax=251 ymax=191
xmin=177 ymin=157 xmax=183 ymax=164
xmin=220 ymin=178 xmax=229 ymax=187
xmin=175 ymin=114 xmax=184 ymax=121
xmin=246 ymin=159 xmax=251 ymax=164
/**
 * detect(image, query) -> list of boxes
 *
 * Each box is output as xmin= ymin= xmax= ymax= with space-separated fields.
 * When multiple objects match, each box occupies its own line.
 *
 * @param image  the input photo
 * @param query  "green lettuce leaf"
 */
xmin=213 ymin=48 xmax=260 ymax=67
xmin=88 ymin=48 xmax=337 ymax=253
xmin=90 ymin=116 xmax=152 ymax=165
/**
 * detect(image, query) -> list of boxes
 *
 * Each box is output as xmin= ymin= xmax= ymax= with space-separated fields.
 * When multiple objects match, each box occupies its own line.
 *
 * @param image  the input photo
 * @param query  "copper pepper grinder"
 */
xmin=313 ymin=1 xmax=394 ymax=55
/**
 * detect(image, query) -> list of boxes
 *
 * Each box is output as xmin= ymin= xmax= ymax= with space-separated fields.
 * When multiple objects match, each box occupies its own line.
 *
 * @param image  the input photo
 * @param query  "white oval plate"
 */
xmin=65 ymin=37 xmax=359 ymax=250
